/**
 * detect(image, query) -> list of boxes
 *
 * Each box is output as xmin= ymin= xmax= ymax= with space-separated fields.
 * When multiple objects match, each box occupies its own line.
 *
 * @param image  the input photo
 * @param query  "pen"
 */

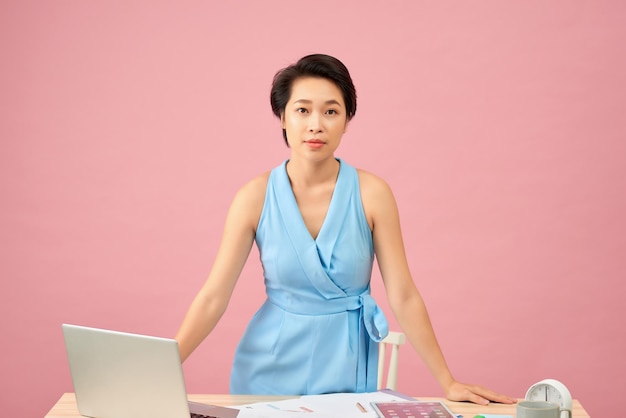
xmin=356 ymin=402 xmax=367 ymax=413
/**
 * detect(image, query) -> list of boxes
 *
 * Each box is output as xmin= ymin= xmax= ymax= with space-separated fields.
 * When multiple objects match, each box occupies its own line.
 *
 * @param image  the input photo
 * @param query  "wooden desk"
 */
xmin=45 ymin=393 xmax=591 ymax=417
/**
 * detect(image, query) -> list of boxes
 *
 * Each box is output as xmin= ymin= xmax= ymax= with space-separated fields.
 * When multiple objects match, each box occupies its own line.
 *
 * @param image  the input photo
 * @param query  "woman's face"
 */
xmin=281 ymin=76 xmax=349 ymax=160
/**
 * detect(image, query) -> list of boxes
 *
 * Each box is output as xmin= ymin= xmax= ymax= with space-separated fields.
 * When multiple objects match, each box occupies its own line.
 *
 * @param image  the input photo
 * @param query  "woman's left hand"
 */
xmin=445 ymin=381 xmax=517 ymax=405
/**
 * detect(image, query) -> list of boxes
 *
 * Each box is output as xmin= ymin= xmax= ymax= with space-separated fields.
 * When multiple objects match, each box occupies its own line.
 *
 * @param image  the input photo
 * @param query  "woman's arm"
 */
xmin=360 ymin=170 xmax=515 ymax=405
xmin=175 ymin=174 xmax=267 ymax=362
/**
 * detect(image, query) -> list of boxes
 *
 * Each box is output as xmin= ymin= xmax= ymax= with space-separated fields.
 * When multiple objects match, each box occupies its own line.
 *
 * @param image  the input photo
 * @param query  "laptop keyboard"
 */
xmin=190 ymin=413 xmax=218 ymax=418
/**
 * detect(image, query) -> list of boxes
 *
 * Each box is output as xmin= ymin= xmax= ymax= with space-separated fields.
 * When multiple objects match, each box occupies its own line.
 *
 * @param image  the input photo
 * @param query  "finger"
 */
xmin=468 ymin=393 xmax=490 ymax=406
xmin=450 ymin=385 xmax=490 ymax=406
xmin=472 ymin=386 xmax=516 ymax=404
xmin=489 ymin=393 xmax=517 ymax=404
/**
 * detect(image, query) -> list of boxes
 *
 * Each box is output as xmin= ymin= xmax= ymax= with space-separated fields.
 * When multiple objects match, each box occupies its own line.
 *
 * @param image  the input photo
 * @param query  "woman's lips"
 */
xmin=305 ymin=139 xmax=325 ymax=149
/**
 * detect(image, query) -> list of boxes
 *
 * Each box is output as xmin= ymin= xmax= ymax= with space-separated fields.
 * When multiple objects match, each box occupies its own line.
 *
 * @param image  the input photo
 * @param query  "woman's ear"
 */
xmin=280 ymin=112 xmax=289 ymax=147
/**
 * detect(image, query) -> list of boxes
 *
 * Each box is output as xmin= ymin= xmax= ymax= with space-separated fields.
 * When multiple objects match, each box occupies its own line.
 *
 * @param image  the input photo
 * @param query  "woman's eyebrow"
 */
xmin=292 ymin=99 xmax=342 ymax=106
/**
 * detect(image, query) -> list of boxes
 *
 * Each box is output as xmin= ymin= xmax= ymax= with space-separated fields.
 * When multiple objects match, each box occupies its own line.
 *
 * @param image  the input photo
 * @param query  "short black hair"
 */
xmin=270 ymin=54 xmax=357 ymax=145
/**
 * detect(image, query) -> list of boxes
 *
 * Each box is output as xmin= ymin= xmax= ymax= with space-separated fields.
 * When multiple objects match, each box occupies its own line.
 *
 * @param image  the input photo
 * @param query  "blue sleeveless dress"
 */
xmin=230 ymin=158 xmax=389 ymax=395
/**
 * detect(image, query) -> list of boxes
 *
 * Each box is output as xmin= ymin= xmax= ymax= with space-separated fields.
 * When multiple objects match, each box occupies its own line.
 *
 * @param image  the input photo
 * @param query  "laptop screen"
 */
xmin=62 ymin=324 xmax=238 ymax=418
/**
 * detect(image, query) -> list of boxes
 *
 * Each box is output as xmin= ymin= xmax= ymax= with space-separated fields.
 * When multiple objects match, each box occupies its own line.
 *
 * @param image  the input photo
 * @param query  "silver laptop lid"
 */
xmin=62 ymin=324 xmax=192 ymax=418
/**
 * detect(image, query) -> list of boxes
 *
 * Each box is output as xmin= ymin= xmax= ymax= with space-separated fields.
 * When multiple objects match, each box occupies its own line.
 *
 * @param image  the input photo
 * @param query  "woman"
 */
xmin=176 ymin=54 xmax=515 ymax=405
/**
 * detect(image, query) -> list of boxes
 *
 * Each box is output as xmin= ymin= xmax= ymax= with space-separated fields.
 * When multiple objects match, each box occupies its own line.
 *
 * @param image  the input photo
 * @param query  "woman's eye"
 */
xmin=297 ymin=108 xmax=308 ymax=113
xmin=326 ymin=109 xmax=338 ymax=115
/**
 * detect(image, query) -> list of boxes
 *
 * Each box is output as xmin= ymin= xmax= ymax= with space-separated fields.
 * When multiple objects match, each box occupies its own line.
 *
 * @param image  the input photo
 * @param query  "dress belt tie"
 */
xmin=266 ymin=289 xmax=389 ymax=343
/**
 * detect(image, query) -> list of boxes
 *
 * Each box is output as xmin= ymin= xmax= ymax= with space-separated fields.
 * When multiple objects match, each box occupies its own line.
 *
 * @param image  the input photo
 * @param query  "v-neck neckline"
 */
xmin=282 ymin=158 xmax=344 ymax=243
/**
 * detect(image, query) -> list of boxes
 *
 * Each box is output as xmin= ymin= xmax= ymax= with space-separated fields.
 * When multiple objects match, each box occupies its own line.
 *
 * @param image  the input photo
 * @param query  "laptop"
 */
xmin=62 ymin=324 xmax=239 ymax=418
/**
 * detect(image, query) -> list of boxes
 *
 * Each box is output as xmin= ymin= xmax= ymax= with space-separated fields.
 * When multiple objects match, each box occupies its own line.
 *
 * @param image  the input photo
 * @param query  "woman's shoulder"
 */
xmin=356 ymin=168 xmax=394 ymax=196
xmin=235 ymin=171 xmax=270 ymax=205
xmin=355 ymin=168 xmax=398 ymax=224
xmin=225 ymin=171 xmax=270 ymax=229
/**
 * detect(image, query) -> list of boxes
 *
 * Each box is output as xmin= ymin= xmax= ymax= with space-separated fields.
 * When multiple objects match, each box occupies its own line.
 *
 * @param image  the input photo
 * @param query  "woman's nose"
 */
xmin=307 ymin=113 xmax=322 ymax=132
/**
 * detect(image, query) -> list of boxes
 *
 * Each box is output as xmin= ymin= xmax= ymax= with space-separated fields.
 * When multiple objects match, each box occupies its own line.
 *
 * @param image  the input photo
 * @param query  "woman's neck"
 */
xmin=286 ymin=157 xmax=340 ymax=188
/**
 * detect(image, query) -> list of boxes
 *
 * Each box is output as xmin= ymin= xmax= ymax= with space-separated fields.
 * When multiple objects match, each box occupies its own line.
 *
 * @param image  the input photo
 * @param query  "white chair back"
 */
xmin=377 ymin=331 xmax=406 ymax=390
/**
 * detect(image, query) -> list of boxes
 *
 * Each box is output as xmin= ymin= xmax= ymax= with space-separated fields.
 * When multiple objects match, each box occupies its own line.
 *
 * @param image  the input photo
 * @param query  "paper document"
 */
xmin=234 ymin=390 xmax=411 ymax=417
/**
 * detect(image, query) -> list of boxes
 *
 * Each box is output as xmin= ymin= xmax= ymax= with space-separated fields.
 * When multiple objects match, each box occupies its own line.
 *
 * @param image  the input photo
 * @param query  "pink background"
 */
xmin=1 ymin=1 xmax=624 ymax=417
